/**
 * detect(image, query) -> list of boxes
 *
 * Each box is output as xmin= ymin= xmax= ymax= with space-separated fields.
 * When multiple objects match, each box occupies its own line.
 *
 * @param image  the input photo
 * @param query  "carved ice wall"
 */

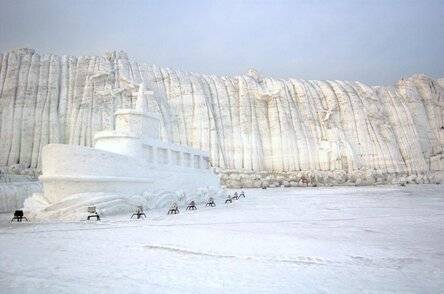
xmin=0 ymin=48 xmax=443 ymax=187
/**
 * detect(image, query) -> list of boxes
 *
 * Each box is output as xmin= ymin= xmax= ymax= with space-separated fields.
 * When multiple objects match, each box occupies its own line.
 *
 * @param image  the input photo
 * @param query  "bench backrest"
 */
xmin=14 ymin=210 xmax=24 ymax=217
xmin=87 ymin=206 xmax=97 ymax=213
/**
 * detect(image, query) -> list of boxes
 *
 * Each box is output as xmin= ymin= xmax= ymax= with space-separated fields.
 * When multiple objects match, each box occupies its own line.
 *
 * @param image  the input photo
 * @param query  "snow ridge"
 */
xmin=0 ymin=49 xmax=443 ymax=187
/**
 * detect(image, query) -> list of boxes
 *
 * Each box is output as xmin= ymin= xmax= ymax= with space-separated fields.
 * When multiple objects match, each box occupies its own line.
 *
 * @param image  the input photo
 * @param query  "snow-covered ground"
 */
xmin=1 ymin=185 xmax=443 ymax=293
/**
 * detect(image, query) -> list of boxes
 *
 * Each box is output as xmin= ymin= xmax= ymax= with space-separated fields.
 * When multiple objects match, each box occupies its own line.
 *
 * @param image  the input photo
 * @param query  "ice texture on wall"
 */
xmin=0 ymin=48 xmax=443 ymax=186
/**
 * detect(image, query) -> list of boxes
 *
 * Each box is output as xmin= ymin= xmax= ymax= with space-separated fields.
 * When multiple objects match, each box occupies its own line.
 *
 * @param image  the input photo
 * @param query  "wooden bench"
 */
xmin=168 ymin=203 xmax=180 ymax=214
xmin=10 ymin=210 xmax=28 ymax=222
xmin=186 ymin=201 xmax=197 ymax=210
xmin=87 ymin=206 xmax=101 ymax=221
xmin=131 ymin=206 xmax=147 ymax=219
xmin=299 ymin=176 xmax=310 ymax=186
xmin=206 ymin=197 xmax=216 ymax=207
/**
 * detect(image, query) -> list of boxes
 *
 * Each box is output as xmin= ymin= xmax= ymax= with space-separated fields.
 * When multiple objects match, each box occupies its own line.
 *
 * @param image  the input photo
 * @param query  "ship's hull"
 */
xmin=40 ymin=144 xmax=220 ymax=203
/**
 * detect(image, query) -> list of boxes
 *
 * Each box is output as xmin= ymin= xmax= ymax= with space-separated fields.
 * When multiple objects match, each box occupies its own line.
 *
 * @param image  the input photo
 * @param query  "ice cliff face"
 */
xmin=0 ymin=48 xmax=443 ymax=187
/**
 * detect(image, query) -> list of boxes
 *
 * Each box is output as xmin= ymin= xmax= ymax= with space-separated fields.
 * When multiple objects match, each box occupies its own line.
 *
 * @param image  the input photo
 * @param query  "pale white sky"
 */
xmin=0 ymin=0 xmax=443 ymax=85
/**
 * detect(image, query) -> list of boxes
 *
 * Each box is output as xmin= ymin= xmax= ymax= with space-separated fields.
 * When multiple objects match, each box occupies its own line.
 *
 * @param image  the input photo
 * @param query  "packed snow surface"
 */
xmin=1 ymin=185 xmax=443 ymax=293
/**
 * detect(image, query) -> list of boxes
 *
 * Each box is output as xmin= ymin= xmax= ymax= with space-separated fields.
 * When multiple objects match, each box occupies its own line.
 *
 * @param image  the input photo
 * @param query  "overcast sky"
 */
xmin=0 ymin=0 xmax=443 ymax=85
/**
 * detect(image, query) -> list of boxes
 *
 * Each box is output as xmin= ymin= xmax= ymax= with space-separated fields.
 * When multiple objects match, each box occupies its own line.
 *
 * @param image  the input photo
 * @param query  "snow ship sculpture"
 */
xmin=24 ymin=83 xmax=221 ymax=219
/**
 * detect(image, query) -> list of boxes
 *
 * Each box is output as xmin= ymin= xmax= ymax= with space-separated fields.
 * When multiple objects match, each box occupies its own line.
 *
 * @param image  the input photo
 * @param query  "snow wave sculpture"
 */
xmin=23 ymin=83 xmax=222 ymax=220
xmin=0 ymin=48 xmax=443 ymax=187
xmin=24 ymin=187 xmax=223 ymax=221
